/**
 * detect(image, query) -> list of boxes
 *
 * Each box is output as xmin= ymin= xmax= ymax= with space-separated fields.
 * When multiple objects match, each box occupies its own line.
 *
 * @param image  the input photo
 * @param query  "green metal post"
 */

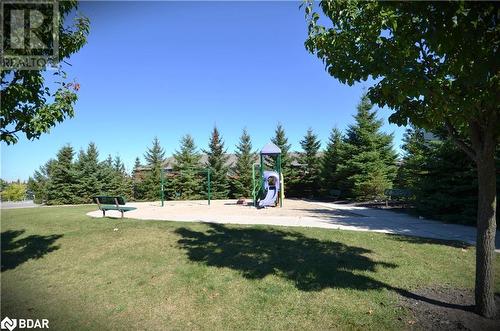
xmin=259 ymin=154 xmax=264 ymax=186
xmin=207 ymin=168 xmax=211 ymax=206
xmin=277 ymin=154 xmax=283 ymax=207
xmin=161 ymin=168 xmax=165 ymax=207
xmin=252 ymin=163 xmax=257 ymax=206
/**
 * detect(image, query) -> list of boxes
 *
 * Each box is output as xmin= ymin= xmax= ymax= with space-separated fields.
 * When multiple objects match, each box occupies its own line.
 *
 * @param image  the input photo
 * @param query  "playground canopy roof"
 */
xmin=260 ymin=142 xmax=281 ymax=155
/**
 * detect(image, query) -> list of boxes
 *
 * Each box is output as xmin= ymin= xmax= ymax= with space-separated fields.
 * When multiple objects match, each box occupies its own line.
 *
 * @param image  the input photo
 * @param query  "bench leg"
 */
xmin=121 ymin=211 xmax=124 ymax=218
xmin=102 ymin=210 xmax=105 ymax=217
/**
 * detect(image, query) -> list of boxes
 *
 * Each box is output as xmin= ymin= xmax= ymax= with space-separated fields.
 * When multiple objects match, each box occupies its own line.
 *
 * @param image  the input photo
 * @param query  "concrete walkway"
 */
xmin=309 ymin=202 xmax=500 ymax=250
xmin=0 ymin=200 xmax=38 ymax=209
xmin=86 ymin=199 xmax=500 ymax=250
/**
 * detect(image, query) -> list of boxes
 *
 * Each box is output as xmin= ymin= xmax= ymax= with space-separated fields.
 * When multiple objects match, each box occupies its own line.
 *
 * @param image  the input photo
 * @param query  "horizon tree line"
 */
xmin=24 ymin=93 xmax=492 ymax=227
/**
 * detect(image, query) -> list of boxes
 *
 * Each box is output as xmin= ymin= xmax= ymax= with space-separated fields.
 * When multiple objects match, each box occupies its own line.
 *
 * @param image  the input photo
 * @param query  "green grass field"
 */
xmin=1 ymin=206 xmax=499 ymax=330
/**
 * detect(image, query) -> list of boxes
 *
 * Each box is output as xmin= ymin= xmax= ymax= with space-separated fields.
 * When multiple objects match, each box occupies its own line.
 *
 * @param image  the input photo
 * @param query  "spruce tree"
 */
xmin=134 ymin=157 xmax=141 ymax=170
xmin=271 ymin=123 xmax=292 ymax=173
xmin=99 ymin=155 xmax=116 ymax=195
xmin=399 ymin=130 xmax=500 ymax=225
xmin=395 ymin=127 xmax=428 ymax=190
xmin=74 ymin=143 xmax=102 ymax=203
xmin=172 ymin=135 xmax=203 ymax=199
xmin=271 ymin=123 xmax=298 ymax=196
xmin=233 ymin=128 xmax=257 ymax=198
xmin=298 ymin=128 xmax=321 ymax=197
xmin=321 ymin=128 xmax=344 ymax=195
xmin=47 ymin=145 xmax=77 ymax=204
xmin=416 ymin=139 xmax=478 ymax=224
xmin=339 ymin=94 xmax=397 ymax=199
xmin=28 ymin=159 xmax=55 ymax=204
xmin=203 ymin=126 xmax=230 ymax=199
xmin=132 ymin=157 xmax=146 ymax=200
xmin=143 ymin=137 xmax=166 ymax=201
xmin=109 ymin=156 xmax=133 ymax=200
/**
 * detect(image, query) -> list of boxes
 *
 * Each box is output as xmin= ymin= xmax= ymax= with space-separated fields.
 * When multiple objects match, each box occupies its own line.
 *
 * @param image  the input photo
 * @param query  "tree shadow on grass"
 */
xmin=175 ymin=223 xmax=472 ymax=311
xmin=176 ymin=223 xmax=396 ymax=291
xmin=388 ymin=233 xmax=472 ymax=249
xmin=1 ymin=230 xmax=63 ymax=272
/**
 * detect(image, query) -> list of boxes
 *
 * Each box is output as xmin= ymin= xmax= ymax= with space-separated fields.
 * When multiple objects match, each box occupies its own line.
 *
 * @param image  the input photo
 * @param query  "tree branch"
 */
xmin=444 ymin=119 xmax=477 ymax=161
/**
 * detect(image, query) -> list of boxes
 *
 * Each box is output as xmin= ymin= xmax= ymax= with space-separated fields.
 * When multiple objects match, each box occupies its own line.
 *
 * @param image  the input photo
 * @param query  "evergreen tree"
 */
xmin=271 ymin=123 xmax=292 ymax=173
xmin=132 ymin=157 xmax=146 ymax=200
xmin=415 ymin=139 xmax=478 ymax=224
xmin=203 ymin=126 xmax=230 ymax=199
xmin=28 ymin=159 xmax=56 ymax=204
xmin=172 ymin=135 xmax=203 ymax=199
xmin=143 ymin=137 xmax=166 ymax=201
xmin=112 ymin=156 xmax=133 ymax=200
xmin=298 ymin=128 xmax=321 ymax=197
xmin=395 ymin=127 xmax=428 ymax=190
xmin=233 ymin=128 xmax=257 ymax=198
xmin=271 ymin=123 xmax=298 ymax=196
xmin=99 ymin=155 xmax=116 ymax=195
xmin=74 ymin=143 xmax=102 ymax=203
xmin=46 ymin=145 xmax=77 ymax=204
xmin=321 ymin=128 xmax=344 ymax=195
xmin=134 ymin=157 xmax=141 ymax=170
xmin=399 ymin=130 xmax=500 ymax=225
xmin=339 ymin=94 xmax=397 ymax=199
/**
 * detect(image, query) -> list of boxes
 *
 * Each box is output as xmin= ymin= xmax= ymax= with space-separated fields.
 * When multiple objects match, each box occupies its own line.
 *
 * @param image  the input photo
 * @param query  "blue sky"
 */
xmin=1 ymin=1 xmax=406 ymax=181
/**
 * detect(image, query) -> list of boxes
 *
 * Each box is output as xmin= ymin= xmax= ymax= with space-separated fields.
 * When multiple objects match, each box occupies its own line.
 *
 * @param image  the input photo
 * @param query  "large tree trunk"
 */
xmin=474 ymin=135 xmax=497 ymax=318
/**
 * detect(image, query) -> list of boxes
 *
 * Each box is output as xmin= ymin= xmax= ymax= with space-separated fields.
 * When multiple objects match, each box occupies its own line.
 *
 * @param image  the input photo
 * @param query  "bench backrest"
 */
xmin=94 ymin=196 xmax=126 ymax=206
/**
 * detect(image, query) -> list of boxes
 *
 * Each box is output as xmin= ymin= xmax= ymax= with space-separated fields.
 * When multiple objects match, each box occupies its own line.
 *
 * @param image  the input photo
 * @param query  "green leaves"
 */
xmin=1 ymin=1 xmax=90 ymax=144
xmin=303 ymin=1 xmax=499 ymax=137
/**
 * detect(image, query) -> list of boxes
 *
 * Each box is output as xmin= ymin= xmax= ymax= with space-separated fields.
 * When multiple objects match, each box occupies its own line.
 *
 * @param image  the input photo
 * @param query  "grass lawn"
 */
xmin=1 ymin=206 xmax=499 ymax=330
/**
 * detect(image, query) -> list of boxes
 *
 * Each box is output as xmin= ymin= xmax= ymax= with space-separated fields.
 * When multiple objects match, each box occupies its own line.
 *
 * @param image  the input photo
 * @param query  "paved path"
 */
xmin=309 ymin=202 xmax=500 ymax=250
xmin=0 ymin=200 xmax=38 ymax=209
xmin=86 ymin=199 xmax=500 ymax=250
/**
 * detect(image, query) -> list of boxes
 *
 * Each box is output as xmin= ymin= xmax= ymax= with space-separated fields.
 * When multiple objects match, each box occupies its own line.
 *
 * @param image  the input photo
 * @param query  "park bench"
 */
xmin=384 ymin=189 xmax=412 ymax=207
xmin=93 ymin=196 xmax=136 ymax=218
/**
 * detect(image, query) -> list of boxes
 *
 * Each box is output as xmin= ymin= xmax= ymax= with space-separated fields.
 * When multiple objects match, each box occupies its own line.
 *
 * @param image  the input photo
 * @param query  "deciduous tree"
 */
xmin=305 ymin=1 xmax=499 ymax=316
xmin=1 ymin=1 xmax=90 ymax=144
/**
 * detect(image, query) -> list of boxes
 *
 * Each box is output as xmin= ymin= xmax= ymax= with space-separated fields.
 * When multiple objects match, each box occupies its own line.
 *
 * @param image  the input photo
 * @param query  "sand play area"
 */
xmin=86 ymin=198 xmax=499 ymax=249
xmin=87 ymin=199 xmax=366 ymax=229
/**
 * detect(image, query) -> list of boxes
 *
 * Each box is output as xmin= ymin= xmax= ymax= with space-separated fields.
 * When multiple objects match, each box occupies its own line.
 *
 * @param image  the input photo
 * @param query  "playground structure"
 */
xmin=155 ymin=142 xmax=284 ymax=209
xmin=253 ymin=142 xmax=284 ymax=208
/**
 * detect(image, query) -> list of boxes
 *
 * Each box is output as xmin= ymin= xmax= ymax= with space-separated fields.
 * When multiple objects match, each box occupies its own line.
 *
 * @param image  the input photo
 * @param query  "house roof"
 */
xmin=134 ymin=152 xmax=322 ymax=172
